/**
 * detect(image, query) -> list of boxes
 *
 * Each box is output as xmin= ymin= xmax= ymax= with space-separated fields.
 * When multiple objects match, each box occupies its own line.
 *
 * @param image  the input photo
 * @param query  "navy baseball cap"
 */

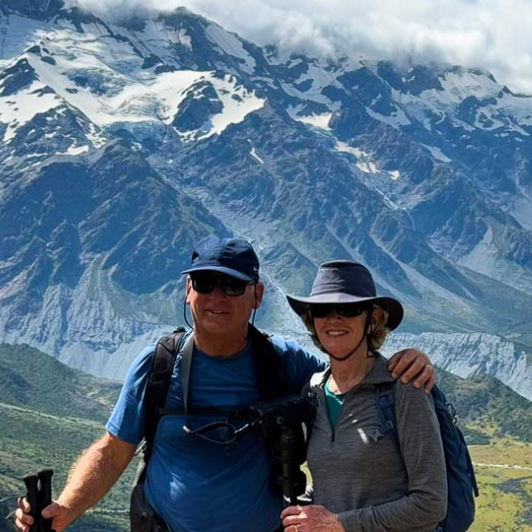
xmin=181 ymin=235 xmax=260 ymax=281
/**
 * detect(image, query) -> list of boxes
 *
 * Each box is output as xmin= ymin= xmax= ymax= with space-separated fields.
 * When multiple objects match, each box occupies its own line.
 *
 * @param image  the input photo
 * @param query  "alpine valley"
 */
xmin=1 ymin=0 xmax=532 ymax=405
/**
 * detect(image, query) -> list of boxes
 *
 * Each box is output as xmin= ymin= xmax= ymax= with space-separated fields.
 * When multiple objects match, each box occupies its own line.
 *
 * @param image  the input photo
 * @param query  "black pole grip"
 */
xmin=37 ymin=469 xmax=54 ymax=532
xmin=22 ymin=474 xmax=40 ymax=532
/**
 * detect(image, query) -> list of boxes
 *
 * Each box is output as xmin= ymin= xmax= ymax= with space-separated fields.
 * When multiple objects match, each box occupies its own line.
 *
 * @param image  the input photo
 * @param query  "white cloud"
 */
xmin=69 ymin=0 xmax=532 ymax=94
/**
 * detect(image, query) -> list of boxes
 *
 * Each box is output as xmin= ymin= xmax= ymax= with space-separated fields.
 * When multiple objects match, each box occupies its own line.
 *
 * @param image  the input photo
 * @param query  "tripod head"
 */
xmin=249 ymin=395 xmax=316 ymax=504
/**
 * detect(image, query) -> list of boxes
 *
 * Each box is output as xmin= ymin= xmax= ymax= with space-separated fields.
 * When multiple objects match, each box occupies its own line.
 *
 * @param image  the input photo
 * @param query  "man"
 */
xmin=15 ymin=234 xmax=435 ymax=532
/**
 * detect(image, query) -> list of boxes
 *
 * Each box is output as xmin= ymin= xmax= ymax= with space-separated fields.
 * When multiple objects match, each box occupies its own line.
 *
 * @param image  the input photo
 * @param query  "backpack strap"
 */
xmin=375 ymin=382 xmax=400 ymax=450
xmin=143 ymin=325 xmax=291 ymax=453
xmin=179 ymin=333 xmax=196 ymax=419
xmin=149 ymin=325 xmax=290 ymax=424
xmin=309 ymin=368 xmax=331 ymax=391
xmin=247 ymin=324 xmax=291 ymax=400
xmin=143 ymin=327 xmax=187 ymax=462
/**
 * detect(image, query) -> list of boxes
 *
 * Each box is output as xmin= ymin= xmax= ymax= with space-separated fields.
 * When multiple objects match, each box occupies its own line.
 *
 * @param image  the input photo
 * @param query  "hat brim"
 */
xmin=286 ymin=293 xmax=404 ymax=330
xmin=181 ymin=266 xmax=255 ymax=281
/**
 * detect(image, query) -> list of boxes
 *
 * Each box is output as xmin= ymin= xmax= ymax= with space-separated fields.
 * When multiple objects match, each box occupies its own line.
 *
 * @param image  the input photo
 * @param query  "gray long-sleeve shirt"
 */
xmin=307 ymin=354 xmax=447 ymax=532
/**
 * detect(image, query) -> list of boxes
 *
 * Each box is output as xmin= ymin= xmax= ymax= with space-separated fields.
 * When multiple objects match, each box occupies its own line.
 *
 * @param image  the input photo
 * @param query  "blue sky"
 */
xmin=70 ymin=0 xmax=532 ymax=94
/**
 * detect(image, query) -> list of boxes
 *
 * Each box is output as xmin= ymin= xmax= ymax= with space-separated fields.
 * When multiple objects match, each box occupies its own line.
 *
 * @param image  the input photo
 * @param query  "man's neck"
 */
xmin=193 ymin=329 xmax=248 ymax=358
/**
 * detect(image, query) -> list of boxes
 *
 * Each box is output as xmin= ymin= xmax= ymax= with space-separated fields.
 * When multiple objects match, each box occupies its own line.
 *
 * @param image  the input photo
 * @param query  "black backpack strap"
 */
xmin=247 ymin=324 xmax=290 ymax=400
xmin=375 ymin=382 xmax=400 ymax=450
xmin=143 ymin=325 xmax=289 ymax=452
xmin=143 ymin=327 xmax=187 ymax=462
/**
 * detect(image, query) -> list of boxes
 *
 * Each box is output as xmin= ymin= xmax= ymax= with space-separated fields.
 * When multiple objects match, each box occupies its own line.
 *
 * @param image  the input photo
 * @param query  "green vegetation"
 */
xmin=0 ymin=344 xmax=134 ymax=531
xmin=0 ymin=343 xmax=120 ymax=420
xmin=469 ymin=441 xmax=532 ymax=531
xmin=437 ymin=369 xmax=532 ymax=443
xmin=435 ymin=369 xmax=532 ymax=528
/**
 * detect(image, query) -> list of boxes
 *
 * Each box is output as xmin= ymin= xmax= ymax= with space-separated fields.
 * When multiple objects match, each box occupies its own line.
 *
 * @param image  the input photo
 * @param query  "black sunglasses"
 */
xmin=309 ymin=303 xmax=370 ymax=319
xmin=190 ymin=272 xmax=253 ymax=297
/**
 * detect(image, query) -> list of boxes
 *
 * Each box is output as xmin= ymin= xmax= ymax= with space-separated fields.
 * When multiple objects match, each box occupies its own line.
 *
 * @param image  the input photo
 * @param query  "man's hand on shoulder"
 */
xmin=387 ymin=349 xmax=435 ymax=393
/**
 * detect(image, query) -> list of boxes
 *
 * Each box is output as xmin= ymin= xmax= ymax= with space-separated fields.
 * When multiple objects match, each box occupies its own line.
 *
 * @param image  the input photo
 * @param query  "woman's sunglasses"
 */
xmin=190 ymin=272 xmax=253 ymax=297
xmin=309 ymin=303 xmax=370 ymax=319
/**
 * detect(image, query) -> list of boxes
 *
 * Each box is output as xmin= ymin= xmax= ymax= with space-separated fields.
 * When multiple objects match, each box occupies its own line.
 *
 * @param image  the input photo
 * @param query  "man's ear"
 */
xmin=253 ymin=282 xmax=265 ymax=309
xmin=185 ymin=277 xmax=192 ymax=304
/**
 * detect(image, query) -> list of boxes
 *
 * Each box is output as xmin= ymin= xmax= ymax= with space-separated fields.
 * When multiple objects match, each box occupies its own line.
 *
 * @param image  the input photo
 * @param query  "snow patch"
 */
xmin=421 ymin=144 xmax=452 ymax=163
xmin=388 ymin=170 xmax=400 ymax=180
xmin=511 ymin=196 xmax=532 ymax=230
xmin=249 ymin=146 xmax=264 ymax=165
xmin=457 ymin=223 xmax=532 ymax=294
xmin=366 ymin=106 xmax=411 ymax=128
xmin=26 ymin=46 xmax=205 ymax=126
xmin=193 ymin=76 xmax=264 ymax=141
xmin=287 ymin=58 xmax=303 ymax=69
xmin=0 ymin=13 xmax=55 ymax=60
xmin=356 ymin=159 xmax=377 ymax=174
xmin=0 ymin=80 xmax=62 ymax=141
xmin=440 ymin=69 xmax=499 ymax=102
xmin=280 ymin=81 xmax=336 ymax=107
xmin=294 ymin=62 xmax=342 ymax=95
xmin=295 ymin=112 xmax=332 ymax=130
xmin=334 ymin=141 xmax=383 ymax=175
xmin=129 ymin=19 xmax=192 ymax=51
xmin=205 ymin=23 xmax=256 ymax=74
xmin=63 ymin=144 xmax=89 ymax=156
xmin=335 ymin=141 xmax=365 ymax=158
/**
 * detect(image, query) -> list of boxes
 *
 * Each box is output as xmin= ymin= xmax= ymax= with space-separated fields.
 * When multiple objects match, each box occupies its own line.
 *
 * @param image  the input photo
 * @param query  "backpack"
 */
xmin=141 ymin=324 xmax=291 ymax=461
xmin=376 ymin=382 xmax=479 ymax=532
xmin=130 ymin=325 xmax=294 ymax=531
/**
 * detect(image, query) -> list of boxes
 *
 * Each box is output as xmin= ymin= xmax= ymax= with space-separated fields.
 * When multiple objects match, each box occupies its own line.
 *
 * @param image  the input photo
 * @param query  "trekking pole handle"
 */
xmin=22 ymin=474 xmax=40 ymax=532
xmin=37 ymin=469 xmax=54 ymax=532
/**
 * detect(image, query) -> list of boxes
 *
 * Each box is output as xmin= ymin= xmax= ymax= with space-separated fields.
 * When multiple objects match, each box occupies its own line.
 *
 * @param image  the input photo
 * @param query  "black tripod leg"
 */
xmin=37 ymin=469 xmax=54 ymax=532
xmin=22 ymin=474 xmax=40 ymax=532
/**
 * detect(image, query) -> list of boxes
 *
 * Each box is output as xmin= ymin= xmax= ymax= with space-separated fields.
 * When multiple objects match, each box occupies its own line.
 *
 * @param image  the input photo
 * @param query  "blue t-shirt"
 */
xmin=106 ymin=334 xmax=325 ymax=532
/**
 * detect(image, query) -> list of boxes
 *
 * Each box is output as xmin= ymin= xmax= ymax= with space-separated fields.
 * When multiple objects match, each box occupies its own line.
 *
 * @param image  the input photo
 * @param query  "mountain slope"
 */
xmin=0 ymin=343 xmax=120 ymax=418
xmin=0 ymin=343 xmax=131 ymax=531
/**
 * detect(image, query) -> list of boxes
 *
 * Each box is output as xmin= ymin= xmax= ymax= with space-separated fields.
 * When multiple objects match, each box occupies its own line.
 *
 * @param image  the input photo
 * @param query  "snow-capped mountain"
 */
xmin=0 ymin=1 xmax=531 ymax=398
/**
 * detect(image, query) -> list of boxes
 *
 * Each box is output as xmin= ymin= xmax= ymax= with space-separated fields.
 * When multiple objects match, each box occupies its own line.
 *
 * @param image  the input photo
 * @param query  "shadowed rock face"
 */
xmin=1 ymin=0 xmax=63 ymax=18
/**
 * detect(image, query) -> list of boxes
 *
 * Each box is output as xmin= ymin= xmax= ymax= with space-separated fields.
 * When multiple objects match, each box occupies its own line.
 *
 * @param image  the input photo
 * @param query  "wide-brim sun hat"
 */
xmin=286 ymin=260 xmax=404 ymax=330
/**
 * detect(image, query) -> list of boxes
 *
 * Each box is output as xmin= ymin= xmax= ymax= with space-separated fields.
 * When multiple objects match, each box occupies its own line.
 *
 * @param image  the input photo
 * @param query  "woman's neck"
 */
xmin=328 ymin=351 xmax=376 ymax=394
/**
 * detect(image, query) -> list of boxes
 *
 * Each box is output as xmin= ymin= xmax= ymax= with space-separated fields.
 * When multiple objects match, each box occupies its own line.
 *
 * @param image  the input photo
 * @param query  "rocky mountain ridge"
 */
xmin=383 ymin=332 xmax=532 ymax=401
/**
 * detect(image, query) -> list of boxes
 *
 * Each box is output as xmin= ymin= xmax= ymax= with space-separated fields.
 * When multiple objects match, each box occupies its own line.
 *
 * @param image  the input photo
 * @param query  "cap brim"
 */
xmin=286 ymin=294 xmax=404 ymax=330
xmin=181 ymin=266 xmax=254 ymax=281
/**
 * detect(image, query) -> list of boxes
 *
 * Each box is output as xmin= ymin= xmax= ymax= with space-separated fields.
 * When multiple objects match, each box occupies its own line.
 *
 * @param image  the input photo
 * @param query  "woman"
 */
xmin=281 ymin=260 xmax=447 ymax=532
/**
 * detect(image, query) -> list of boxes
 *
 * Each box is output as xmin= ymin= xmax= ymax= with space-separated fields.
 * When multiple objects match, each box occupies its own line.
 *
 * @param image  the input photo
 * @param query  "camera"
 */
xmin=249 ymin=394 xmax=316 ymax=503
